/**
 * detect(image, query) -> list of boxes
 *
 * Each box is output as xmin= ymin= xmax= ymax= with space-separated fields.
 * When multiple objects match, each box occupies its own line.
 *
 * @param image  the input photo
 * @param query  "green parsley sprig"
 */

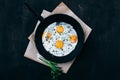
xmin=39 ymin=57 xmax=63 ymax=80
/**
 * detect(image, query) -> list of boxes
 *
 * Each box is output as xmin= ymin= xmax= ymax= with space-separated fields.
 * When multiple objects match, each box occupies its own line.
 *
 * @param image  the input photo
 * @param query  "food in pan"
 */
xmin=42 ymin=22 xmax=78 ymax=57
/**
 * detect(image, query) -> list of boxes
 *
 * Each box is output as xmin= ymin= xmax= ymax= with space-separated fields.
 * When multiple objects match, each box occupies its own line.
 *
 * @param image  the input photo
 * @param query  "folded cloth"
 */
xmin=24 ymin=2 xmax=92 ymax=73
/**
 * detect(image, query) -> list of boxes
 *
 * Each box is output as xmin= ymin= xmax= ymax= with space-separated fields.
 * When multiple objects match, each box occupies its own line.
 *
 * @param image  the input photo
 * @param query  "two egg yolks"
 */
xmin=42 ymin=25 xmax=64 ymax=38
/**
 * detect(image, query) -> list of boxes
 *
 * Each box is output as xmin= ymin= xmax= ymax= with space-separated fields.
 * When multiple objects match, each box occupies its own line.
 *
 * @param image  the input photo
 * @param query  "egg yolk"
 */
xmin=42 ymin=32 xmax=52 ymax=39
xmin=56 ymin=25 xmax=64 ymax=34
xmin=55 ymin=40 xmax=64 ymax=49
xmin=46 ymin=32 xmax=52 ymax=39
xmin=47 ymin=33 xmax=52 ymax=38
xmin=70 ymin=35 xmax=77 ymax=43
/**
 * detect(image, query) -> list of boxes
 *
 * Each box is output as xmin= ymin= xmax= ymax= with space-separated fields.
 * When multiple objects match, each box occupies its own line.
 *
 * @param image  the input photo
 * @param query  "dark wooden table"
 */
xmin=0 ymin=0 xmax=120 ymax=80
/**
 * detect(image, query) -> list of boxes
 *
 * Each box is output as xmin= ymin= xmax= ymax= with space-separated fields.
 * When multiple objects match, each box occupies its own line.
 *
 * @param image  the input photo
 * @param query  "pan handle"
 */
xmin=24 ymin=2 xmax=43 ymax=21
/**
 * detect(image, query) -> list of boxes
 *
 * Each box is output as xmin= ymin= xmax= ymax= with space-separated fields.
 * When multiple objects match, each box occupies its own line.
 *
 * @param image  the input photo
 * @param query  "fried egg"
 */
xmin=42 ymin=22 xmax=78 ymax=57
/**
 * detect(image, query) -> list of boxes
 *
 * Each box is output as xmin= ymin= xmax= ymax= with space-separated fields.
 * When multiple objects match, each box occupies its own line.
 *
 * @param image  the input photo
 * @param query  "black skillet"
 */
xmin=25 ymin=3 xmax=84 ymax=63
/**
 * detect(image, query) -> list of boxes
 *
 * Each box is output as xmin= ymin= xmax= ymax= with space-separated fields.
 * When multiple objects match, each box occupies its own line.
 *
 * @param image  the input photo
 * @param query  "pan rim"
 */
xmin=35 ymin=14 xmax=84 ymax=63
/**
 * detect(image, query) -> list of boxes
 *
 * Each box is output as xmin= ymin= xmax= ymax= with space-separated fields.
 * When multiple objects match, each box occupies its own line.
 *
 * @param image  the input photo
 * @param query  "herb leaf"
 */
xmin=39 ymin=57 xmax=62 ymax=80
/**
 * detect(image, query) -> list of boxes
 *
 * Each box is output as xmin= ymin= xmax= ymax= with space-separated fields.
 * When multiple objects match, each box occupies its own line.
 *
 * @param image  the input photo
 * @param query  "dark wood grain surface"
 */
xmin=0 ymin=0 xmax=120 ymax=80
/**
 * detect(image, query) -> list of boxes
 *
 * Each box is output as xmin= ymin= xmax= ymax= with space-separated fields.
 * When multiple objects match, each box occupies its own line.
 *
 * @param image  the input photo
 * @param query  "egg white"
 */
xmin=42 ymin=22 xmax=78 ymax=57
